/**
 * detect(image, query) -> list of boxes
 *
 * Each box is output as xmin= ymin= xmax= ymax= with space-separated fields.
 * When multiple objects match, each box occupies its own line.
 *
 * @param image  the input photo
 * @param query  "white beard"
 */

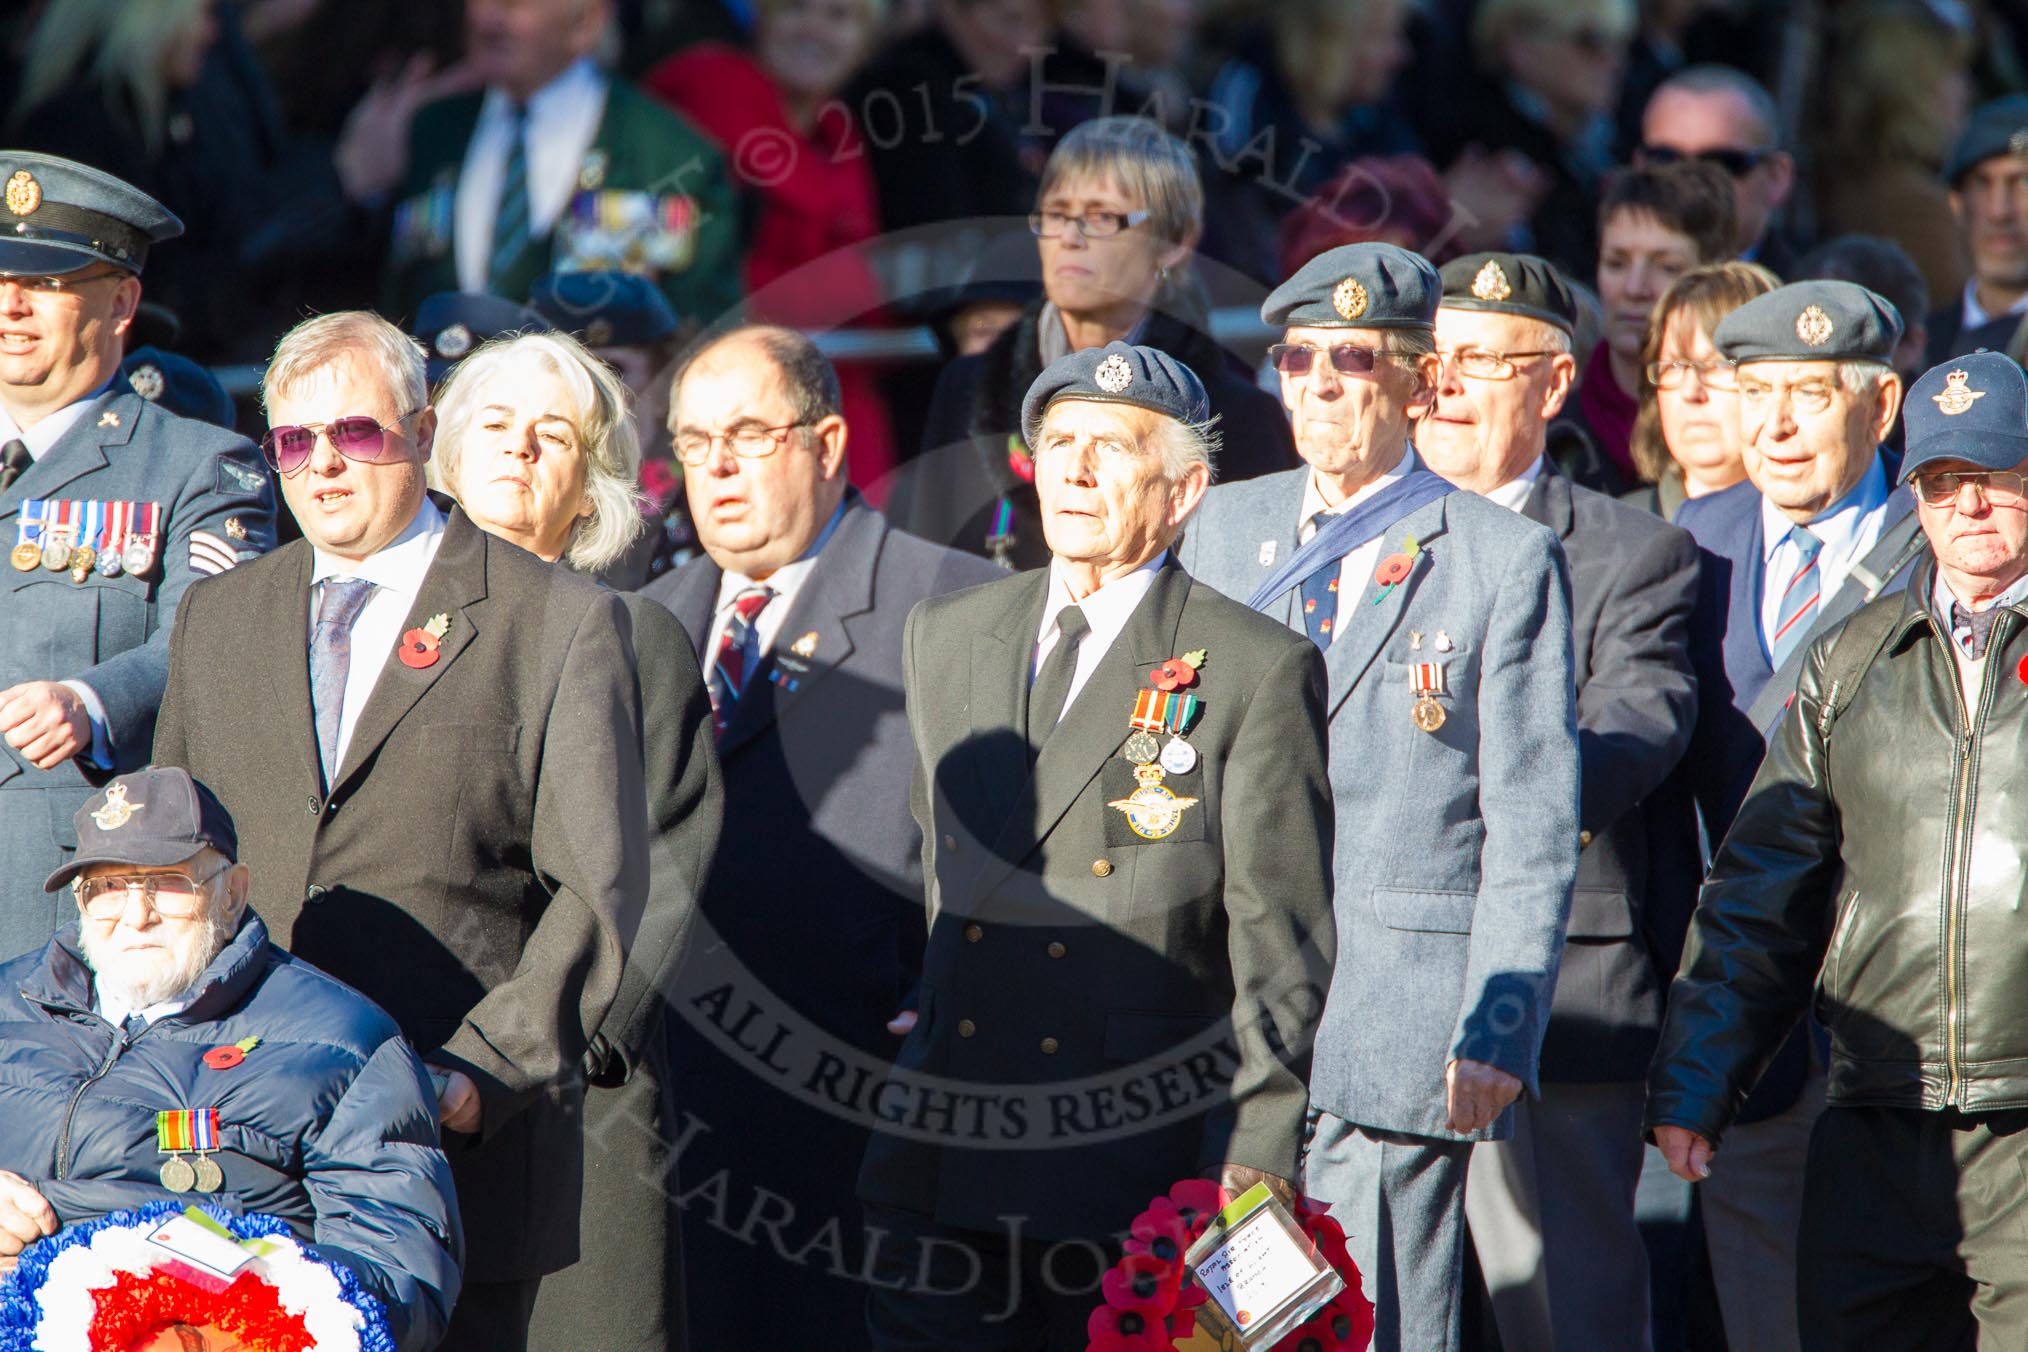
xmin=82 ymin=910 xmax=231 ymax=1012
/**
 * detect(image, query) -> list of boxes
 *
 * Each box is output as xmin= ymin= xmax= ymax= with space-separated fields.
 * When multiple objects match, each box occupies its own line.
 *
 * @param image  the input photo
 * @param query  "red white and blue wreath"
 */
xmin=0 ymin=1202 xmax=394 ymax=1352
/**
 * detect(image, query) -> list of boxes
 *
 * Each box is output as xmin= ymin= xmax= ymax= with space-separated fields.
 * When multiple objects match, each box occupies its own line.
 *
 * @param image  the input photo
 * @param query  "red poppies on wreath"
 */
xmin=1150 ymin=649 xmax=1207 ymax=692
xmin=1086 ymin=1180 xmax=1374 ymax=1352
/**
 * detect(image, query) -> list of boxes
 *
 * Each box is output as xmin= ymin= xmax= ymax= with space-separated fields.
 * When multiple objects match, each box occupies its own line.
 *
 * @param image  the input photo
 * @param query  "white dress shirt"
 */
xmin=1479 ymin=455 xmax=1546 ymax=514
xmin=95 ymin=983 xmax=195 ymax=1032
xmin=308 ymin=496 xmax=448 ymax=772
xmin=1961 ymin=279 xmax=2028 ymax=334
xmin=1297 ymin=446 xmax=1419 ymax=638
xmin=706 ymin=503 xmax=846 ymax=671
xmin=1032 ymin=552 xmax=1167 ymax=722
xmin=454 ymin=58 xmax=609 ymax=293
xmin=1758 ymin=454 xmax=1894 ymax=654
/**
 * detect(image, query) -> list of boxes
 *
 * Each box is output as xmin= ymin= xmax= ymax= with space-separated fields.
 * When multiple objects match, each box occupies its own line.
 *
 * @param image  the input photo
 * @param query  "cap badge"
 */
xmin=2012 ymin=129 xmax=2028 ymax=159
xmin=1471 ymin=259 xmax=1513 ymax=302
xmin=435 ymin=323 xmax=473 ymax=359
xmin=1796 ymin=304 xmax=1834 ymax=347
xmin=1933 ymin=368 xmax=1987 ymax=417
xmin=4 ymin=171 xmax=40 ymax=217
xmin=1094 ymin=353 xmax=1134 ymax=393
xmin=579 ymin=149 xmax=609 ymax=192
xmin=90 ymin=784 xmax=142 ymax=831
xmin=1332 ymin=276 xmax=1369 ymax=321
xmin=584 ymin=317 xmax=613 ymax=347
xmin=129 ymin=364 xmax=165 ymax=401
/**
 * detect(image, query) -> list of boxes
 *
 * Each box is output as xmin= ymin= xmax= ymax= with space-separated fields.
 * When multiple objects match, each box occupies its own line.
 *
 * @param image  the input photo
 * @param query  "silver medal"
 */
xmin=1159 ymin=737 xmax=1197 ymax=774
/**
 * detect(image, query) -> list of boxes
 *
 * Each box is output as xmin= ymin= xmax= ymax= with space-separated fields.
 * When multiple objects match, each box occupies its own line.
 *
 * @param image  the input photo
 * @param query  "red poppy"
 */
xmin=1150 ymin=658 xmax=1199 ymax=692
xmin=1301 ymin=1209 xmax=1353 ymax=1274
xmin=1166 ymin=1179 xmax=1229 ymax=1236
xmin=1086 ymin=1302 xmax=1175 ymax=1352
xmin=202 ymin=1045 xmax=245 ymax=1070
xmin=1374 ymin=552 xmax=1413 ymax=587
xmin=397 ymin=629 xmax=441 ymax=669
xmin=2017 ymin=652 xmax=2028 ymax=687
xmin=1124 ymin=1198 xmax=1190 ymax=1265
xmin=1100 ymin=1253 xmax=1181 ymax=1315
xmin=1008 ymin=445 xmax=1036 ymax=484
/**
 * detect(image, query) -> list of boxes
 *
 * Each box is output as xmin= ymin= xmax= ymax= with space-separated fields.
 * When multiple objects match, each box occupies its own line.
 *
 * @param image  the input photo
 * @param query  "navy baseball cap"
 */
xmin=0 ymin=152 xmax=182 ymax=276
xmin=45 ymin=767 xmax=239 ymax=893
xmin=1900 ymin=350 xmax=2028 ymax=480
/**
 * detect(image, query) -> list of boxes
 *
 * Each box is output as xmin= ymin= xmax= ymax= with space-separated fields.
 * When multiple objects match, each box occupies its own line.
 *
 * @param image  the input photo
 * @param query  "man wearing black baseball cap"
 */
xmin=0 ymin=767 xmax=460 ymax=1348
xmin=0 ymin=152 xmax=277 ymax=962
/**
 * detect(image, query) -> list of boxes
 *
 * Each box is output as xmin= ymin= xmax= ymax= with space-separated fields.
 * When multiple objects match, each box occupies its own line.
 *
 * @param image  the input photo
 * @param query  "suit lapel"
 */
xmin=0 ymin=388 xmax=138 ymax=519
xmin=260 ymin=543 xmax=324 ymax=792
xmin=1519 ymin=464 xmax=1575 ymax=542
xmin=660 ymin=560 xmax=721 ymax=664
xmin=1259 ymin=474 xmax=1308 ymax=631
xmin=969 ymin=572 xmax=1049 ymax=858
xmin=1323 ymin=494 xmax=1452 ymax=715
xmin=331 ymin=508 xmax=489 ymax=790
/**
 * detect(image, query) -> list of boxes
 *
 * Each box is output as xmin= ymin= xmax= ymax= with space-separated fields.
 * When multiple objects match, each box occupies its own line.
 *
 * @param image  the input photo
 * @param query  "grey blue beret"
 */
xmin=1945 ymin=95 xmax=2028 ymax=185
xmin=412 ymin=291 xmax=553 ymax=380
xmin=0 ymin=151 xmax=182 ymax=275
xmin=1712 ymin=280 xmax=1903 ymax=366
xmin=122 ymin=347 xmax=235 ymax=429
xmin=1262 ymin=242 xmax=1440 ymax=330
xmin=1437 ymin=252 xmax=1579 ymax=334
xmin=1901 ymin=350 xmax=2028 ymax=479
xmin=1020 ymin=341 xmax=1209 ymax=446
xmin=531 ymin=270 xmax=678 ymax=349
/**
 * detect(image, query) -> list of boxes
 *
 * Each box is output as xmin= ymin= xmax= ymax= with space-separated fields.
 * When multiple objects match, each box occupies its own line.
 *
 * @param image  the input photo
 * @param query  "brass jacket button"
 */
xmin=957 ymin=1019 xmax=977 ymax=1038
xmin=964 ymin=923 xmax=984 ymax=942
xmin=1047 ymin=941 xmax=1066 ymax=958
xmin=1092 ymin=859 xmax=1113 ymax=877
xmin=1039 ymin=1037 xmax=1060 ymax=1054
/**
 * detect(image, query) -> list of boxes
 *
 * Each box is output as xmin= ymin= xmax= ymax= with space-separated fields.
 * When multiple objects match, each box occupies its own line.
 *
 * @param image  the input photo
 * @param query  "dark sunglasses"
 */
xmin=260 ymin=409 xmax=422 ymax=477
xmin=1639 ymin=144 xmax=1776 ymax=179
xmin=1269 ymin=343 xmax=1405 ymax=376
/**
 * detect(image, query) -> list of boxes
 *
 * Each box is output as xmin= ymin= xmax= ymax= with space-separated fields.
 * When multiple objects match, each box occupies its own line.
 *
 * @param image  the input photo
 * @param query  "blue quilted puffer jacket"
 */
xmin=0 ymin=915 xmax=462 ymax=1350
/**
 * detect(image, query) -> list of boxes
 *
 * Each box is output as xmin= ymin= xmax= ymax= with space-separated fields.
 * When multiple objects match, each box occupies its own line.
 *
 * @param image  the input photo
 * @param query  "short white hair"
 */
xmin=263 ymin=311 xmax=427 ymax=419
xmin=433 ymin=332 xmax=647 ymax=573
xmin=1837 ymin=359 xmax=1896 ymax=394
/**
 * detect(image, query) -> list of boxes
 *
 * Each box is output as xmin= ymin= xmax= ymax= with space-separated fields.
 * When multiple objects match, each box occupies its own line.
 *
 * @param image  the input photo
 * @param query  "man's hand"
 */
xmin=431 ymin=1067 xmax=482 ymax=1135
xmin=0 ymin=681 xmax=89 ymax=769
xmin=334 ymin=54 xmax=482 ymax=201
xmin=0 ymin=1169 xmax=57 ymax=1259
xmin=1445 ymin=1058 xmax=1524 ymax=1134
xmin=1218 ymin=1163 xmax=1296 ymax=1210
xmin=1655 ymin=1125 xmax=1715 ymax=1182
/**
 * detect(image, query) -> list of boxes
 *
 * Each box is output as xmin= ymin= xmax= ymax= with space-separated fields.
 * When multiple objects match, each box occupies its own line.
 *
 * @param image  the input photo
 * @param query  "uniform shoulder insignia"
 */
xmin=217 ymin=459 xmax=268 ymax=498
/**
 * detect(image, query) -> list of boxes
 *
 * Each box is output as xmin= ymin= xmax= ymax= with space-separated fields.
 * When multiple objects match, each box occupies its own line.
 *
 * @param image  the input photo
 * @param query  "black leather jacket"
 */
xmin=1647 ymin=568 xmax=2028 ymax=1144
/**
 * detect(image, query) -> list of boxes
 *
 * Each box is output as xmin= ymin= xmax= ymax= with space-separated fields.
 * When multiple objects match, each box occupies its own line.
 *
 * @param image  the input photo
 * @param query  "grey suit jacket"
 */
xmin=0 ymin=383 xmax=276 ymax=959
xmin=859 ymin=561 xmax=1336 ymax=1238
xmin=1179 ymin=468 xmax=1579 ymax=1141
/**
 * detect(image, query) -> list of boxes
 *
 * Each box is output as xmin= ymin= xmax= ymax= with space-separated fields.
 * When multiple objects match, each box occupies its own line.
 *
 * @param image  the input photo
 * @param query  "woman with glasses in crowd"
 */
xmin=889 ymin=114 xmax=1297 ymax=570
xmin=1626 ymin=260 xmax=1778 ymax=519
xmin=428 ymin=330 xmax=717 ymax=1352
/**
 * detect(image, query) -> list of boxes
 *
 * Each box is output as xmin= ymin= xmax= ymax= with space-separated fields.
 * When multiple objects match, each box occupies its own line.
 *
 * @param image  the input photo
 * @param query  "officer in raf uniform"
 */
xmin=0 ymin=152 xmax=277 ymax=960
xmin=381 ymin=0 xmax=741 ymax=326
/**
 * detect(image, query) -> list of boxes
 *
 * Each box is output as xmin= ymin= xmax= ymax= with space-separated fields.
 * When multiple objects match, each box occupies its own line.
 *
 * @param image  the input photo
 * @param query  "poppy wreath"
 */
xmin=1086 ymin=1180 xmax=1375 ymax=1352
xmin=0 ymin=1202 xmax=395 ymax=1352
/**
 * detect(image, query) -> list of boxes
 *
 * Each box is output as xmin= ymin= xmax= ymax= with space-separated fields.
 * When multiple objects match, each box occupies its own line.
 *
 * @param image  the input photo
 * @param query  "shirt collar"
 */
xmin=94 ymin=981 xmax=196 ymax=1031
xmin=311 ymin=494 xmax=447 ymax=593
xmin=1759 ymin=452 xmax=1890 ymax=561
xmin=1039 ymin=551 xmax=1167 ymax=649
xmin=1300 ymin=445 xmax=1419 ymax=524
xmin=1962 ymin=278 xmax=2028 ymax=332
xmin=482 ymin=56 xmax=602 ymax=123
xmin=1481 ymin=455 xmax=1546 ymax=514
xmin=714 ymin=498 xmax=847 ymax=615
xmin=1932 ymin=567 xmax=2028 ymax=639
xmin=0 ymin=377 xmax=118 ymax=456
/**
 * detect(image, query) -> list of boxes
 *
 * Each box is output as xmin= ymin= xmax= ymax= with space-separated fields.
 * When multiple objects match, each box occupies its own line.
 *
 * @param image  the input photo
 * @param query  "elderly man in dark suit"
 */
xmin=1672 ymin=279 xmax=1923 ymax=1352
xmin=1418 ymin=253 xmax=1700 ymax=1352
xmin=0 ymin=152 xmax=278 ymax=960
xmin=642 ymin=325 xmax=1001 ymax=1351
xmin=859 ymin=342 xmax=1335 ymax=1348
xmin=152 ymin=310 xmax=656 ymax=1352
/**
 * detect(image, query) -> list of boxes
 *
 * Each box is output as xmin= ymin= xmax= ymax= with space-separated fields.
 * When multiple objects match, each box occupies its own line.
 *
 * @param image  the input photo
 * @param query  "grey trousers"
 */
xmin=1305 ymin=1109 xmax=1473 ymax=1352
xmin=1703 ymin=1065 xmax=1826 ymax=1352
xmin=1465 ymin=1079 xmax=1652 ymax=1351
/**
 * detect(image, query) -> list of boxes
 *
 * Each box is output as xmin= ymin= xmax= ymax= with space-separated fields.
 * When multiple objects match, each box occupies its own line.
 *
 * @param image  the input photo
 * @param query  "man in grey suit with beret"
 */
xmin=862 ymin=342 xmax=1335 ymax=1347
xmin=0 ymin=152 xmax=277 ymax=960
xmin=1419 ymin=252 xmax=1700 ymax=1351
xmin=1176 ymin=243 xmax=1579 ymax=1352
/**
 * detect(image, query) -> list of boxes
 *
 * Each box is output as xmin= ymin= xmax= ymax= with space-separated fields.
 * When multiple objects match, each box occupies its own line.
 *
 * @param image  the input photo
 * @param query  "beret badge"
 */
xmin=1470 ymin=259 xmax=1513 ymax=302
xmin=3 ymin=170 xmax=39 ymax=217
xmin=1933 ymin=368 xmax=1987 ymax=417
xmin=435 ymin=323 xmax=473 ymax=359
xmin=1795 ymin=304 xmax=1834 ymax=347
xmin=1094 ymin=352 xmax=1134 ymax=393
xmin=584 ymin=317 xmax=613 ymax=347
xmin=1332 ymin=276 xmax=1370 ymax=321
xmin=128 ymin=363 xmax=166 ymax=402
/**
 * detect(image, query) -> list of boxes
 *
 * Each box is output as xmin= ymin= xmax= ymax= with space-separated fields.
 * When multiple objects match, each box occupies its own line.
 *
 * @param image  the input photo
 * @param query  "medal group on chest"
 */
xmin=12 ymin=499 xmax=161 ymax=582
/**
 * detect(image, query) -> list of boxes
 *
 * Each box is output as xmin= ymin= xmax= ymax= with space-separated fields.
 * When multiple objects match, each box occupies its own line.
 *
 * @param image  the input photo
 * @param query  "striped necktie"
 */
xmin=708 ymin=587 xmax=774 ymax=740
xmin=310 ymin=577 xmax=377 ymax=786
xmin=1770 ymin=524 xmax=1824 ymax=668
xmin=1296 ymin=511 xmax=1341 ymax=651
xmin=487 ymin=104 xmax=531 ymax=293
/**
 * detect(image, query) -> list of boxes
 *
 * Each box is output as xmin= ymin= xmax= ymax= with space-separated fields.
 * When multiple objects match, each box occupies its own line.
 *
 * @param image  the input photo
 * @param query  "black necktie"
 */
xmin=0 ymin=440 xmax=30 ymax=492
xmin=1025 ymin=605 xmax=1091 ymax=761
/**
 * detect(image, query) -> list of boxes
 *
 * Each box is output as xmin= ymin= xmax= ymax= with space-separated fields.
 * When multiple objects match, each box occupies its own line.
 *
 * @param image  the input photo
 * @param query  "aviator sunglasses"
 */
xmin=260 ymin=409 xmax=423 ymax=477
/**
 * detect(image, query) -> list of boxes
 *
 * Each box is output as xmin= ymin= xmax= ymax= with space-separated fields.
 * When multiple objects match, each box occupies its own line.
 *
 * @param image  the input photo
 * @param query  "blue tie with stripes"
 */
xmin=488 ymin=104 xmax=531 ymax=293
xmin=1770 ymin=524 xmax=1824 ymax=668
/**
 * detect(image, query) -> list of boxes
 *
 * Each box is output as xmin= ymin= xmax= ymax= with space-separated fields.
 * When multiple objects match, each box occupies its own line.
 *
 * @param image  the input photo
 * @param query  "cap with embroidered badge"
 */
xmin=121 ymin=346 xmax=234 ymax=428
xmin=1711 ymin=280 xmax=1903 ymax=366
xmin=530 ymin=271 xmax=678 ymax=349
xmin=44 ymin=766 xmax=239 ymax=893
xmin=1901 ymin=350 xmax=2028 ymax=480
xmin=411 ymin=292 xmax=554 ymax=382
xmin=1262 ymin=242 xmax=1440 ymax=330
xmin=1020 ymin=341 xmax=1210 ymax=446
xmin=0 ymin=151 xmax=182 ymax=277
xmin=1436 ymin=252 xmax=1579 ymax=334
xmin=1944 ymin=94 xmax=2028 ymax=185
